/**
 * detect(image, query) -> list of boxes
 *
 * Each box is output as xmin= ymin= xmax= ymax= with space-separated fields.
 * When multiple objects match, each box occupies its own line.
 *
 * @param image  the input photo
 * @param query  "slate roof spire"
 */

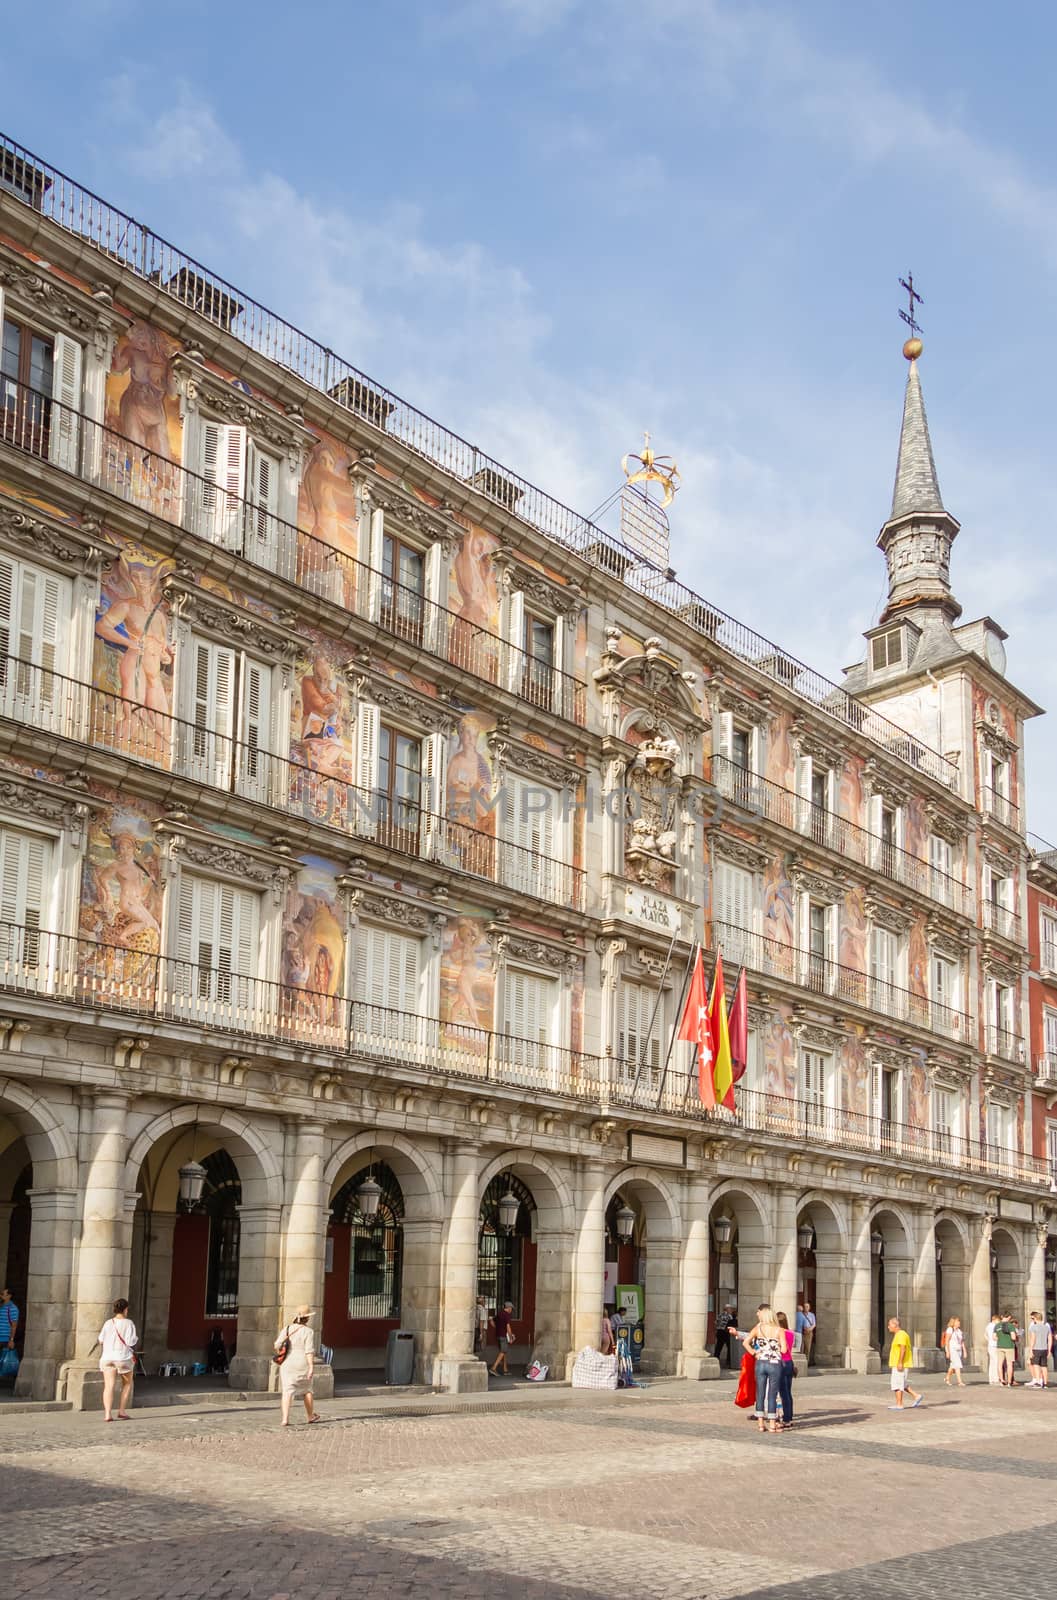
xmin=890 ymin=357 xmax=945 ymax=520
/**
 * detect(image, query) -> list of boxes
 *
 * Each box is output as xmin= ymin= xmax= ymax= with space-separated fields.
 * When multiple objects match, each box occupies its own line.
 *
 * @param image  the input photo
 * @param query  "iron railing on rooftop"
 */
xmin=709 ymin=755 xmax=974 ymax=916
xmin=0 ymin=920 xmax=1042 ymax=1184
xmin=0 ymin=374 xmax=587 ymax=726
xmin=0 ymin=132 xmax=960 ymax=791
xmin=0 ymin=653 xmax=584 ymax=911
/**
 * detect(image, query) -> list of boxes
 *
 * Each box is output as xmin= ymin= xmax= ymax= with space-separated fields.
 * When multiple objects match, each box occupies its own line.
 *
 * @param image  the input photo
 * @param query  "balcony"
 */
xmin=709 ymin=757 xmax=973 ymax=916
xmin=1034 ymin=1054 xmax=1057 ymax=1087
xmin=0 ymin=376 xmax=587 ymax=727
xmin=0 ymin=654 xmax=584 ymax=913
xmin=710 ymin=920 xmax=975 ymax=1044
xmin=0 ymin=126 xmax=962 ymax=793
xmin=986 ymin=1024 xmax=1026 ymax=1065
xmin=983 ymin=786 xmax=1020 ymax=831
xmin=982 ymin=899 xmax=1022 ymax=944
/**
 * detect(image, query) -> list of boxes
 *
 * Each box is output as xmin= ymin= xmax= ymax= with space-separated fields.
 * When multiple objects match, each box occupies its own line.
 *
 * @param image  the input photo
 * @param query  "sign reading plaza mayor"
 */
xmin=623 ymin=884 xmax=680 ymax=932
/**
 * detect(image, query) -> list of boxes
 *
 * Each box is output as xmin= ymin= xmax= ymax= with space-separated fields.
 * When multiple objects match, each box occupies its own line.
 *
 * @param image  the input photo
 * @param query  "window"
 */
xmin=730 ymin=727 xmax=750 ymax=771
xmin=0 ymin=824 xmax=51 ymax=974
xmin=1043 ymin=1008 xmax=1057 ymax=1065
xmin=173 ymin=873 xmax=261 ymax=1018
xmin=1048 ymin=1125 xmax=1057 ymax=1181
xmin=501 ymin=773 xmax=565 ymax=902
xmin=713 ymin=859 xmax=755 ymax=966
xmin=380 ymin=533 xmax=425 ymax=643
xmin=1042 ymin=913 xmax=1057 ymax=975
xmin=378 ymin=723 xmax=422 ymax=852
xmin=807 ymin=902 xmax=832 ymax=992
xmin=989 ymin=982 xmax=1015 ymax=1058
xmin=877 ymin=1066 xmax=902 ymax=1145
xmin=801 ymin=1049 xmax=831 ymax=1130
xmin=878 ymin=805 xmax=898 ymax=874
xmin=871 ymin=628 xmax=903 ymax=671
xmin=617 ymin=980 xmax=664 ymax=1086
xmin=932 ymin=1086 xmax=956 ymax=1153
xmin=353 ymin=923 xmax=420 ymax=1022
xmin=195 ymin=420 xmax=281 ymax=565
xmin=870 ymin=927 xmax=899 ymax=1016
xmin=929 ymin=834 xmax=953 ymax=904
xmin=180 ymin=638 xmax=273 ymax=800
xmin=522 ymin=613 xmax=556 ymax=709
xmin=715 ymin=713 xmax=758 ymax=804
xmin=986 ymin=1100 xmax=1014 ymax=1153
xmin=0 ymin=307 xmax=81 ymax=473
xmin=0 ymin=553 xmax=68 ymax=729
xmin=930 ymin=952 xmax=956 ymax=1016
xmin=808 ymin=766 xmax=831 ymax=846
xmin=503 ymin=966 xmax=559 ymax=1080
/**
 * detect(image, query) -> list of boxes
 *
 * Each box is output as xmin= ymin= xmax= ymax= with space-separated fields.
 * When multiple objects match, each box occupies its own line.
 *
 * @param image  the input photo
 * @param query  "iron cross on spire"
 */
xmin=899 ymin=272 xmax=923 ymax=338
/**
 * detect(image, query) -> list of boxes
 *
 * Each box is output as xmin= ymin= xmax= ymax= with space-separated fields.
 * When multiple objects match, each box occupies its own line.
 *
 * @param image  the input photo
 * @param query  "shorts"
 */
xmin=890 ymin=1369 xmax=907 ymax=1391
xmin=100 ymin=1360 xmax=134 ymax=1375
xmin=1032 ymin=1350 xmax=1048 ymax=1365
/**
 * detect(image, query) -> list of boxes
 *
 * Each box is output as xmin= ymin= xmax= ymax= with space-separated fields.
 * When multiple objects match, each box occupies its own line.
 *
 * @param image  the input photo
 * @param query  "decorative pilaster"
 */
xmin=432 ymin=1142 xmax=487 ymax=1393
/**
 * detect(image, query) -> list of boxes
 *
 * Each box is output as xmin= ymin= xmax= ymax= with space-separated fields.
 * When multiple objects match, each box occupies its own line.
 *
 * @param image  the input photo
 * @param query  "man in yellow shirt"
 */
xmin=887 ymin=1316 xmax=923 ymax=1410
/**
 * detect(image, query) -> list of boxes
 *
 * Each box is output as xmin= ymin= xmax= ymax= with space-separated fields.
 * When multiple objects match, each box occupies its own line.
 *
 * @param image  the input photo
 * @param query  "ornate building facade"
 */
xmin=0 ymin=135 xmax=1052 ymax=1405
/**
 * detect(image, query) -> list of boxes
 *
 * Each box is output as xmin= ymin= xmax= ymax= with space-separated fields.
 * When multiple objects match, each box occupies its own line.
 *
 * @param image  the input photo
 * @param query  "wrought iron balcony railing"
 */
xmin=0 ymin=654 xmax=584 ymax=911
xmin=983 ymin=786 xmax=1020 ymax=830
xmin=0 ymin=374 xmax=586 ymax=726
xmin=709 ymin=756 xmax=974 ymax=916
xmin=0 ymin=921 xmax=1043 ymax=1185
xmin=710 ymin=920 xmax=975 ymax=1044
xmin=982 ymin=899 xmax=1022 ymax=943
xmin=0 ymin=129 xmax=961 ymax=792
xmin=985 ymin=1024 xmax=1026 ymax=1065
xmin=1034 ymin=1053 xmax=1057 ymax=1085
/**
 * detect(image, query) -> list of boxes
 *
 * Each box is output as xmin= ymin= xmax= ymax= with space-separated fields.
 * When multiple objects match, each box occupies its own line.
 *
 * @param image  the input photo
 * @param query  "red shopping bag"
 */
xmin=734 ymin=1350 xmax=756 ymax=1408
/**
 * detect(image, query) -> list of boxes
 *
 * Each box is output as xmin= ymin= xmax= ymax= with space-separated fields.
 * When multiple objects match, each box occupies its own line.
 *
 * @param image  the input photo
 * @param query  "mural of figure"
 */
xmin=289 ymin=654 xmax=353 ymax=825
xmin=112 ymin=323 xmax=177 ymax=456
xmin=80 ymin=808 xmax=163 ymax=991
xmin=763 ymin=854 xmax=795 ymax=948
xmin=94 ymin=546 xmax=174 ymax=764
xmin=842 ymin=1030 xmax=870 ymax=1116
xmin=903 ymin=796 xmax=927 ymax=862
xmin=908 ymin=1057 xmax=928 ymax=1128
xmin=766 ymin=710 xmax=794 ymax=788
xmin=840 ymin=886 xmax=868 ymax=972
xmin=298 ymin=438 xmax=359 ymax=606
xmin=839 ymin=757 xmax=865 ymax=829
xmin=447 ymin=714 xmax=495 ymax=875
xmin=908 ymin=917 xmax=929 ymax=999
xmin=281 ymin=861 xmax=345 ymax=1040
xmin=441 ymin=916 xmax=493 ymax=1037
xmin=450 ymin=527 xmax=501 ymax=680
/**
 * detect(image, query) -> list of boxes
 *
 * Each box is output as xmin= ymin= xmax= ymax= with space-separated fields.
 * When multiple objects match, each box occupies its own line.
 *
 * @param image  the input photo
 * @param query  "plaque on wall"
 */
xmin=623 ymin=885 xmax=680 ymax=933
xmin=628 ymin=1131 xmax=686 ymax=1166
xmin=998 ymin=1197 xmax=1034 ymax=1223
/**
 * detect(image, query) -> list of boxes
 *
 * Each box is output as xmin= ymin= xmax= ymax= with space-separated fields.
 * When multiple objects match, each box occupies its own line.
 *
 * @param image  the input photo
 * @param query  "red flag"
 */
xmin=677 ymin=946 xmax=715 ymax=1107
xmin=728 ymin=967 xmax=748 ymax=1084
xmin=709 ymin=954 xmax=735 ymax=1112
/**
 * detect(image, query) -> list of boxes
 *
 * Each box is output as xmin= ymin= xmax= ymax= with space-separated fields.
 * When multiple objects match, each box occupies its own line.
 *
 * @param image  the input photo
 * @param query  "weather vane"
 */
xmin=621 ymin=432 xmax=680 ymax=509
xmin=899 ymin=272 xmax=924 ymax=358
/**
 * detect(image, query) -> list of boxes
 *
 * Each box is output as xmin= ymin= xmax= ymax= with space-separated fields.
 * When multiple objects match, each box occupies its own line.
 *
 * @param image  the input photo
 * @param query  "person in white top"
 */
xmin=985 ymin=1316 xmax=1000 ymax=1385
xmin=1027 ymin=1311 xmax=1053 ymax=1387
xmin=98 ymin=1297 xmax=138 ymax=1422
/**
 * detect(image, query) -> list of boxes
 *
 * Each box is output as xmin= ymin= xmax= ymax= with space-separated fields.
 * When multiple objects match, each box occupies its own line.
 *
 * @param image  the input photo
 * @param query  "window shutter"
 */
xmin=507 ymin=590 xmax=525 ymax=693
xmin=716 ymin=712 xmax=733 ymax=764
xmin=48 ymin=333 xmax=82 ymax=474
xmin=353 ymin=702 xmax=380 ymax=837
xmin=354 ymin=925 xmax=419 ymax=1015
xmin=187 ymin=638 xmax=236 ymax=789
xmin=0 ymin=827 xmax=50 ymax=929
xmin=237 ymin=656 xmax=271 ymax=800
xmin=246 ymin=441 xmax=279 ymax=568
xmin=200 ymin=422 xmax=246 ymax=549
xmin=0 ymin=556 xmax=12 ymax=674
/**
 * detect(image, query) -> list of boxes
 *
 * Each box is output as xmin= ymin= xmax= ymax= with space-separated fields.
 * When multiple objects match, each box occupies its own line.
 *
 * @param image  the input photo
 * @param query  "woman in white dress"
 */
xmin=98 ymin=1297 xmax=138 ymax=1421
xmin=275 ymin=1304 xmax=322 ymax=1426
xmin=943 ymin=1316 xmax=966 ymax=1388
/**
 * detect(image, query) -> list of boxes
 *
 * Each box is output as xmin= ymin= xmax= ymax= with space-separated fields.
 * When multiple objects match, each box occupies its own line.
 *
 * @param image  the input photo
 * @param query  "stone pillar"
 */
xmin=432 ymin=1141 xmax=487 ymax=1392
xmin=910 ymin=1209 xmax=940 ymax=1370
xmin=565 ymin=1156 xmax=606 ymax=1377
xmin=278 ymin=1121 xmax=333 ymax=1400
xmin=401 ymin=1217 xmax=443 ymax=1382
xmin=63 ymin=1092 xmax=132 ymax=1410
xmin=968 ymin=1216 xmax=993 ymax=1370
xmin=0 ymin=1200 xmax=14 ymax=1284
xmin=680 ymin=1174 xmax=719 ymax=1380
xmin=643 ymin=1237 xmax=681 ymax=1373
xmin=1026 ymin=1224 xmax=1048 ymax=1337
xmin=141 ymin=1212 xmax=177 ymax=1366
xmin=845 ymin=1197 xmax=880 ymax=1373
xmin=14 ymin=1188 xmax=77 ymax=1401
xmin=533 ymin=1223 xmax=573 ymax=1376
xmin=770 ymin=1187 xmax=799 ymax=1325
xmin=228 ymin=1202 xmax=283 ymax=1393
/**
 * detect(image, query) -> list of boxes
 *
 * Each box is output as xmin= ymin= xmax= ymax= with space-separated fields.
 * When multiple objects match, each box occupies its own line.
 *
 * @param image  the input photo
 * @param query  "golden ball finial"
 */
xmin=902 ymin=336 xmax=923 ymax=361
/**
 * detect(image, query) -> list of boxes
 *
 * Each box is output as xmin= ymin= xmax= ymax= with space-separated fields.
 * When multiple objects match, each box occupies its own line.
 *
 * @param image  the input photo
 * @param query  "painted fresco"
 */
xmin=763 ymin=853 xmax=795 ymax=948
xmin=840 ymin=885 xmax=867 ymax=972
xmin=104 ymin=322 xmax=182 ymax=518
xmin=79 ymin=798 xmax=163 ymax=989
xmin=450 ymin=525 xmax=501 ymax=681
xmin=765 ymin=709 xmax=794 ymax=788
xmin=908 ymin=1051 xmax=929 ymax=1129
xmin=289 ymin=652 xmax=355 ymax=828
xmin=904 ymin=794 xmax=928 ymax=862
xmin=93 ymin=542 xmax=175 ymax=765
xmin=439 ymin=914 xmax=494 ymax=1041
xmin=298 ymin=435 xmax=360 ymax=607
xmin=446 ymin=711 xmax=496 ymax=876
xmin=282 ymin=856 xmax=346 ymax=1033
xmin=841 ymin=1028 xmax=870 ymax=1115
xmin=839 ymin=754 xmax=866 ymax=829
xmin=908 ymin=916 xmax=928 ymax=999
xmin=763 ymin=1005 xmax=796 ymax=1098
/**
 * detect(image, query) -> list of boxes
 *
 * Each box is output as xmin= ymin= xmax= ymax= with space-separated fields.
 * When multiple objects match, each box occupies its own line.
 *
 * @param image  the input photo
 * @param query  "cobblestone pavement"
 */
xmin=4 ymin=1373 xmax=1057 ymax=1598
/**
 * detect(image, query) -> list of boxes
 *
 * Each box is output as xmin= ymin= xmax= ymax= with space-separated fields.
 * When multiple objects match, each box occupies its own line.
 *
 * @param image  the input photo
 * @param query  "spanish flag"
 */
xmin=709 ymin=953 xmax=736 ymax=1111
xmin=677 ymin=945 xmax=715 ymax=1108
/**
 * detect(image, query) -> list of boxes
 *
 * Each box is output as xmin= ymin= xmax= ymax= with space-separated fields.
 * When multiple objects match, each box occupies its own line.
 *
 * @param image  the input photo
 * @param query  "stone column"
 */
xmin=770 ymin=1187 xmax=799 ymax=1326
xmin=14 ymin=1188 xmax=77 ymax=1401
xmin=844 ymin=1197 xmax=880 ymax=1374
xmin=909 ymin=1209 xmax=940 ymax=1370
xmin=432 ymin=1141 xmax=487 ymax=1392
xmin=644 ymin=1237 xmax=681 ymax=1373
xmin=0 ymin=1200 xmax=14 ymax=1284
xmin=278 ymin=1121 xmax=333 ymax=1399
xmin=680 ymin=1174 xmax=719 ymax=1380
xmin=565 ymin=1156 xmax=606 ymax=1377
xmin=402 ymin=1217 xmax=443 ymax=1382
xmin=1026 ymin=1224 xmax=1048 ymax=1336
xmin=141 ymin=1212 xmax=177 ymax=1367
xmin=228 ymin=1203 xmax=283 ymax=1393
xmin=968 ymin=1215 xmax=994 ymax=1371
xmin=64 ymin=1092 xmax=132 ymax=1410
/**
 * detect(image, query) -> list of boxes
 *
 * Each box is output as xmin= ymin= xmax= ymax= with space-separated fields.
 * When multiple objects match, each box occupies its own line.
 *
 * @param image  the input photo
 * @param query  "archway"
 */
xmin=478 ymin=1153 xmax=574 ymax=1376
xmin=796 ymin=1196 xmax=847 ymax=1366
xmin=934 ymin=1215 xmax=969 ymax=1349
xmin=605 ymin=1169 xmax=682 ymax=1373
xmin=125 ymin=1108 xmax=282 ymax=1391
xmin=708 ymin=1184 xmax=769 ymax=1356
xmin=478 ymin=1173 xmax=536 ymax=1369
xmin=870 ymin=1207 xmax=913 ymax=1355
xmin=991 ymin=1225 xmax=1022 ymax=1367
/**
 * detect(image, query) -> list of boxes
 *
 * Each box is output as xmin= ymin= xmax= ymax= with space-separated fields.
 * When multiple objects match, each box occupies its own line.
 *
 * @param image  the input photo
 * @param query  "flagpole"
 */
xmin=655 ymin=940 xmax=698 ymax=1111
xmin=629 ymin=923 xmax=680 ymax=1105
xmin=680 ymin=943 xmax=715 ymax=1113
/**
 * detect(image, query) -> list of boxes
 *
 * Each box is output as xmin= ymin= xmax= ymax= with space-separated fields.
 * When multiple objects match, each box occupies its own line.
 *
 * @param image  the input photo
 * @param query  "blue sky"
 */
xmin=3 ymin=0 xmax=1055 ymax=821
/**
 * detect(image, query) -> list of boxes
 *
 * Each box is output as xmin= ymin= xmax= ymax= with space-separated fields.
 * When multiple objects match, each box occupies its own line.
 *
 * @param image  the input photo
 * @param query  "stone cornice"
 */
xmin=164 ymin=576 xmax=298 ymax=661
xmin=0 ymin=496 xmax=110 ymax=576
xmin=0 ymin=247 xmax=129 ymax=356
xmin=172 ymin=353 xmax=313 ymax=464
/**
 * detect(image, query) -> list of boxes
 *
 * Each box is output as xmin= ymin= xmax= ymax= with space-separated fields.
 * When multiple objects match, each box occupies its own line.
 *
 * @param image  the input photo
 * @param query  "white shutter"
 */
xmin=0 ymin=826 xmax=50 ymax=973
xmin=714 ymin=861 xmax=753 ymax=965
xmin=618 ymin=982 xmax=661 ymax=1081
xmin=501 ymin=774 xmax=558 ymax=898
xmin=1045 ymin=1010 xmax=1057 ymax=1057
xmin=184 ymin=637 xmax=236 ymax=789
xmin=506 ymin=590 xmax=525 ymax=694
xmin=48 ymin=333 xmax=82 ymax=474
xmin=235 ymin=656 xmax=272 ymax=802
xmin=174 ymin=873 xmax=259 ymax=1018
xmin=246 ymin=441 xmax=279 ymax=569
xmin=352 ymin=702 xmax=380 ymax=838
xmin=199 ymin=421 xmax=246 ymax=549
xmin=353 ymin=925 xmax=419 ymax=1023
xmin=0 ymin=556 xmax=67 ymax=727
xmin=870 ymin=927 xmax=895 ymax=1015
xmin=419 ymin=728 xmax=447 ymax=859
xmin=716 ymin=713 xmax=733 ymax=787
xmin=365 ymin=507 xmax=385 ymax=622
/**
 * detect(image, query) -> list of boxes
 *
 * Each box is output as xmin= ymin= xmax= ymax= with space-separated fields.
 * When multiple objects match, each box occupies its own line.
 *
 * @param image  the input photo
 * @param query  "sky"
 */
xmin=2 ymin=0 xmax=1055 ymax=823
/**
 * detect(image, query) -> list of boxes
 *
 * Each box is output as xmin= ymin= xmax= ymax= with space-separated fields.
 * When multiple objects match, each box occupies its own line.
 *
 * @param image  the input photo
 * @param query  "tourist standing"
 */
xmin=98 ymin=1297 xmax=138 ymax=1423
xmin=1027 ymin=1311 xmax=1052 ymax=1387
xmin=474 ymin=1295 xmax=488 ymax=1354
xmin=985 ymin=1314 xmax=1000 ymax=1384
xmin=489 ymin=1301 xmax=516 ymax=1376
xmin=600 ymin=1306 xmax=615 ymax=1355
xmin=798 ymin=1302 xmax=816 ymax=1366
xmin=776 ymin=1311 xmax=796 ymax=1427
xmin=275 ymin=1305 xmax=322 ymax=1426
xmin=994 ymin=1311 xmax=1018 ymax=1386
xmin=713 ymin=1304 xmax=737 ymax=1368
xmin=887 ymin=1317 xmax=922 ymax=1410
xmin=743 ymin=1306 xmax=785 ymax=1433
xmin=0 ymin=1287 xmax=18 ymax=1353
xmin=942 ymin=1316 xmax=966 ymax=1388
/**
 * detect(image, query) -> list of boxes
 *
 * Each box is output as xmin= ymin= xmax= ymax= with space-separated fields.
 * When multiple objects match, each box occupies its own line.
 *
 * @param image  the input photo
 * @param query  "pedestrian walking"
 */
xmin=600 ymin=1305 xmax=615 ymax=1355
xmin=985 ymin=1314 xmax=1000 ymax=1384
xmin=743 ymin=1305 xmax=785 ymax=1433
xmin=474 ymin=1295 xmax=488 ymax=1354
xmin=797 ymin=1301 xmax=816 ymax=1366
xmin=274 ymin=1305 xmax=322 ymax=1426
xmin=98 ymin=1297 xmax=138 ymax=1423
xmin=713 ymin=1304 xmax=737 ymax=1368
xmin=887 ymin=1317 xmax=922 ymax=1410
xmin=489 ymin=1300 xmax=516 ymax=1376
xmin=776 ymin=1310 xmax=796 ymax=1427
xmin=1027 ymin=1311 xmax=1052 ymax=1387
xmin=0 ymin=1287 xmax=18 ymax=1353
xmin=941 ymin=1316 xmax=965 ymax=1387
xmin=994 ymin=1310 xmax=1018 ymax=1386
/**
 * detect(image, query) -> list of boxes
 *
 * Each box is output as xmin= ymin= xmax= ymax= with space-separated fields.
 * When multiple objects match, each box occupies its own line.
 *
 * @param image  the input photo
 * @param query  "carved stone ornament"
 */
xmin=0 ymin=502 xmax=105 ymax=573
xmin=708 ymin=829 xmax=770 ymax=874
xmin=505 ymin=935 xmax=582 ymax=973
xmin=792 ymin=1011 xmax=845 ymax=1051
xmin=925 ymin=804 xmax=964 ymax=845
xmin=492 ymin=549 xmax=586 ymax=624
xmin=980 ymin=953 xmax=1022 ymax=987
xmin=746 ymin=1002 xmax=772 ymax=1031
xmin=158 ymin=826 xmax=291 ymax=899
xmin=861 ymin=759 xmax=906 ymax=810
xmin=0 ymin=774 xmax=95 ymax=846
xmin=790 ymin=718 xmax=845 ymax=773
xmin=594 ymin=634 xmax=702 ymax=736
xmin=981 ymin=841 xmax=1017 ymax=875
xmin=976 ymin=717 xmax=1018 ymax=761
xmin=864 ymin=895 xmax=913 ymax=934
xmin=354 ymin=891 xmax=432 ymax=932
xmin=367 ymin=487 xmax=455 ymax=555
xmin=0 ymin=251 xmax=123 ymax=341
xmin=709 ymin=674 xmax=771 ymax=727
xmin=168 ymin=586 xmax=297 ymax=661
xmin=596 ymin=934 xmax=628 ymax=990
xmin=792 ymin=866 xmax=841 ymax=904
xmin=927 ymin=926 xmax=967 ymax=962
xmin=866 ymin=1042 xmax=914 ymax=1072
xmin=487 ymin=721 xmax=578 ymax=790
xmin=172 ymin=356 xmax=312 ymax=466
xmin=358 ymin=674 xmax=455 ymax=735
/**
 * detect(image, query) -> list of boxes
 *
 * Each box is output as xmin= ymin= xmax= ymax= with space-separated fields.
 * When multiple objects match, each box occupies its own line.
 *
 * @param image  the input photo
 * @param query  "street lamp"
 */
xmin=177 ymin=1159 xmax=207 ymax=1212
xmin=356 ymin=1173 xmax=383 ymax=1223
xmin=498 ymin=1188 xmax=521 ymax=1235
xmin=713 ymin=1214 xmax=734 ymax=1249
xmin=797 ymin=1223 xmax=815 ymax=1253
xmin=870 ymin=1231 xmax=884 ymax=1259
xmin=934 ymin=1243 xmax=943 ymax=1267
xmin=614 ymin=1203 xmax=636 ymax=1244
